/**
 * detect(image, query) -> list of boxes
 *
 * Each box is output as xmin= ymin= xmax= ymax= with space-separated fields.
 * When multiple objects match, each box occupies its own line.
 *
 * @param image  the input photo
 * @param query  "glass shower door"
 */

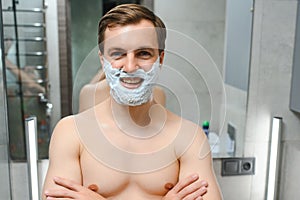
xmin=0 ymin=0 xmax=12 ymax=198
xmin=2 ymin=0 xmax=50 ymax=161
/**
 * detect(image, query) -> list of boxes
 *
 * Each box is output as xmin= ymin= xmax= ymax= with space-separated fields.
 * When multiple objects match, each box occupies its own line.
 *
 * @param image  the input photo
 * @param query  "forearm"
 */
xmin=43 ymin=177 xmax=107 ymax=200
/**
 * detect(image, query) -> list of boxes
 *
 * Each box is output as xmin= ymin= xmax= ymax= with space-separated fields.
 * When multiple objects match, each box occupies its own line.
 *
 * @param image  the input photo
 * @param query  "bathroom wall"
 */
xmin=214 ymin=0 xmax=300 ymax=199
xmin=154 ymin=0 xmax=226 ymax=130
xmin=70 ymin=0 xmax=102 ymax=113
xmin=245 ymin=0 xmax=300 ymax=199
xmin=154 ymin=0 xmax=300 ymax=199
xmin=70 ymin=0 xmax=102 ymax=79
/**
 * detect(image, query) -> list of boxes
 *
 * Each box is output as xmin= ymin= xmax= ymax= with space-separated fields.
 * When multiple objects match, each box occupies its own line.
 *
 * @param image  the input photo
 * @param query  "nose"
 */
xmin=122 ymin=52 xmax=138 ymax=73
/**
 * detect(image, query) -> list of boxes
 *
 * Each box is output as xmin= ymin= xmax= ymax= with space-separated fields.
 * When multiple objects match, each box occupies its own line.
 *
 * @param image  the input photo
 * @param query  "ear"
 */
xmin=159 ymin=51 xmax=165 ymax=65
xmin=98 ymin=50 xmax=104 ymax=66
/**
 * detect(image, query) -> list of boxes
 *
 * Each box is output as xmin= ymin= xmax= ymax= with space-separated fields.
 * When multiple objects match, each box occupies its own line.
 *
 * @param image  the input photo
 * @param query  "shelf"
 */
xmin=2 ymin=8 xmax=45 ymax=13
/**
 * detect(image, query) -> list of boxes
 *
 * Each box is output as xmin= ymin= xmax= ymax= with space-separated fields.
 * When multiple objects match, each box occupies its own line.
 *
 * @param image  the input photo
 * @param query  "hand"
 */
xmin=163 ymin=174 xmax=208 ymax=200
xmin=44 ymin=177 xmax=106 ymax=200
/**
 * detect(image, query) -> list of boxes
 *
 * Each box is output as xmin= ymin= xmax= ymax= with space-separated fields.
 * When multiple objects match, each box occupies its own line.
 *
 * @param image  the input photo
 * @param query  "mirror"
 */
xmin=0 ymin=0 xmax=253 ymax=161
xmin=70 ymin=0 xmax=253 ymax=158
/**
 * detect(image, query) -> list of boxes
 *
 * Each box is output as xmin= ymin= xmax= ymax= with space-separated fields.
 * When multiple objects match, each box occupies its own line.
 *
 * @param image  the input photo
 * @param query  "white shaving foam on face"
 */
xmin=103 ymin=58 xmax=160 ymax=106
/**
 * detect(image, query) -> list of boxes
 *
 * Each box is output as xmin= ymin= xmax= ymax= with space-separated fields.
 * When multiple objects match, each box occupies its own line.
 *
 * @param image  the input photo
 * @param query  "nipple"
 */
xmin=164 ymin=182 xmax=174 ymax=190
xmin=88 ymin=184 xmax=99 ymax=192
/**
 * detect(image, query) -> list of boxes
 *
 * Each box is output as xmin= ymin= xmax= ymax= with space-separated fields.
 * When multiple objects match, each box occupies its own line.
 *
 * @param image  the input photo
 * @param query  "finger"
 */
xmin=199 ymin=180 xmax=208 ymax=188
xmin=53 ymin=176 xmax=81 ymax=192
xmin=182 ymin=187 xmax=207 ymax=200
xmin=195 ymin=197 xmax=203 ymax=200
xmin=179 ymin=179 xmax=206 ymax=198
xmin=172 ymin=174 xmax=199 ymax=193
xmin=44 ymin=188 xmax=76 ymax=199
xmin=46 ymin=197 xmax=71 ymax=200
xmin=46 ymin=197 xmax=72 ymax=200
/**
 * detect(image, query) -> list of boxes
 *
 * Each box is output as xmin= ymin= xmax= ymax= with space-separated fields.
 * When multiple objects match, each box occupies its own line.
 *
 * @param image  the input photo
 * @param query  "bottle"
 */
xmin=202 ymin=121 xmax=210 ymax=137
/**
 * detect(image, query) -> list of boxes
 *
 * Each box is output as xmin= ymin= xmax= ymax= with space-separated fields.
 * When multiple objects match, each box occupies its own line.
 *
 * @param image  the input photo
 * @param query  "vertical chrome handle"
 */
xmin=266 ymin=117 xmax=282 ymax=200
xmin=25 ymin=116 xmax=39 ymax=200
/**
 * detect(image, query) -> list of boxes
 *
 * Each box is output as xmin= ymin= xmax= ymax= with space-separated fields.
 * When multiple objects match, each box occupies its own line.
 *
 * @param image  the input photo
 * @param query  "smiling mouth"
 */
xmin=120 ymin=77 xmax=144 ymax=89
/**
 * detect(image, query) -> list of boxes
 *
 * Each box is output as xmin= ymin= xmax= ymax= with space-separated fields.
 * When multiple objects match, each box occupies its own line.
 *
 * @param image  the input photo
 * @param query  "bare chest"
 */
xmin=80 ymin=149 xmax=179 ymax=198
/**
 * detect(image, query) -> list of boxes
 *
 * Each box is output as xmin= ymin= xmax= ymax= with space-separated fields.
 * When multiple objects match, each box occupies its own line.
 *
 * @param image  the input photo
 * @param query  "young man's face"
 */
xmin=100 ymin=19 xmax=164 ymax=71
xmin=99 ymin=19 xmax=164 ymax=105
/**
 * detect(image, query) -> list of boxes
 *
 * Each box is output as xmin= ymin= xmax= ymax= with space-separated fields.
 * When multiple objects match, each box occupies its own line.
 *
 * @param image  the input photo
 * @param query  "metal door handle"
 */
xmin=25 ymin=116 xmax=40 ymax=200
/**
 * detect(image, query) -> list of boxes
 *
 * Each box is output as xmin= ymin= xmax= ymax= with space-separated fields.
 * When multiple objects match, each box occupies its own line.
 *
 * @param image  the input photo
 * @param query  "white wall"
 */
xmin=155 ymin=0 xmax=300 ymax=199
xmin=215 ymin=0 xmax=300 ymax=199
xmin=245 ymin=0 xmax=300 ymax=199
xmin=154 ymin=0 xmax=226 ymax=130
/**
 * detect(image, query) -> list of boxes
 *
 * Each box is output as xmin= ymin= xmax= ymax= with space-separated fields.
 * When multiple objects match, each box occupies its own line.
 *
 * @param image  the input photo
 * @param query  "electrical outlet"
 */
xmin=221 ymin=157 xmax=255 ymax=176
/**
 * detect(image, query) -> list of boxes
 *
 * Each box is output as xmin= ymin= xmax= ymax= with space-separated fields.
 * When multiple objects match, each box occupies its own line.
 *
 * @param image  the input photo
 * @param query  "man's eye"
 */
xmin=110 ymin=52 xmax=125 ymax=59
xmin=137 ymin=51 xmax=152 ymax=58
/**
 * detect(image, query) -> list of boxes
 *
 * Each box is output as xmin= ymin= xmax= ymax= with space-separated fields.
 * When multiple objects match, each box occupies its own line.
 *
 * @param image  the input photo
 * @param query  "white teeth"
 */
xmin=121 ymin=78 xmax=142 ymax=84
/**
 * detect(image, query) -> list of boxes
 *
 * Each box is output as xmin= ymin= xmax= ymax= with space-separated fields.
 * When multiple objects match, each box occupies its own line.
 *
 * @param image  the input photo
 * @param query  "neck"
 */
xmin=110 ymin=97 xmax=154 ymax=126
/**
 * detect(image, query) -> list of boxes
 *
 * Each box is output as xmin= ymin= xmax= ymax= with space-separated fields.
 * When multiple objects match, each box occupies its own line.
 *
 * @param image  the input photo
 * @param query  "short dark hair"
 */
xmin=98 ymin=4 xmax=166 ymax=54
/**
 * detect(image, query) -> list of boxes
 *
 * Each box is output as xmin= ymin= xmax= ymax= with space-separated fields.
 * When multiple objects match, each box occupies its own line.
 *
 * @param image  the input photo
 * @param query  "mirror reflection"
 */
xmin=0 ymin=0 xmax=252 ymax=161
xmin=2 ymin=0 xmax=50 ymax=160
xmin=71 ymin=0 xmax=252 ymax=158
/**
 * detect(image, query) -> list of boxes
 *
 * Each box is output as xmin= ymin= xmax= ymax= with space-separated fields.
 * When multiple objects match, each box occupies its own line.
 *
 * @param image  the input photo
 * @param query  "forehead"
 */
xmin=103 ymin=19 xmax=159 ymax=51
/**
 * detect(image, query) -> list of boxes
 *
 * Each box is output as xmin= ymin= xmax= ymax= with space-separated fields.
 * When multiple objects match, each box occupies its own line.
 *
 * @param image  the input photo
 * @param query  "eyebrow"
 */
xmin=107 ymin=48 xmax=126 ymax=54
xmin=136 ymin=47 xmax=156 ymax=52
xmin=107 ymin=46 xmax=156 ymax=53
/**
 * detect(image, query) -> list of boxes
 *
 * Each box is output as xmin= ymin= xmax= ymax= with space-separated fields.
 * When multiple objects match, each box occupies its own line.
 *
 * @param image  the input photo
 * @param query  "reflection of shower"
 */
xmin=2 ymin=0 xmax=51 ymax=160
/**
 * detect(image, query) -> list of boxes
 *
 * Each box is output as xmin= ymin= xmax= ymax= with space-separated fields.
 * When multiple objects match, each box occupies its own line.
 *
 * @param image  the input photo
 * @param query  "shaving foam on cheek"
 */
xmin=103 ymin=58 xmax=160 ymax=106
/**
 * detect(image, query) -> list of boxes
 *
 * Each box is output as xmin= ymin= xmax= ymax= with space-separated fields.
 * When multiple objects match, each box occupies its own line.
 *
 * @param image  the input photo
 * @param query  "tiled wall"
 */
xmin=240 ymin=0 xmax=300 ymax=199
xmin=155 ymin=0 xmax=300 ymax=199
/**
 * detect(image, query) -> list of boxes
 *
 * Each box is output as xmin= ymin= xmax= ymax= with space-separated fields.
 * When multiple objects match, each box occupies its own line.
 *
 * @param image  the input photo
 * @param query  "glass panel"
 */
xmin=6 ymin=96 xmax=25 ymax=160
xmin=0 ymin=0 xmax=12 ymax=197
xmin=3 ymin=40 xmax=46 ymax=54
xmin=3 ymin=11 xmax=44 ymax=24
xmin=3 ymin=26 xmax=45 ymax=39
xmin=16 ymin=1 xmax=44 ymax=9
xmin=7 ymin=95 xmax=50 ymax=160
xmin=2 ymin=0 xmax=50 ymax=161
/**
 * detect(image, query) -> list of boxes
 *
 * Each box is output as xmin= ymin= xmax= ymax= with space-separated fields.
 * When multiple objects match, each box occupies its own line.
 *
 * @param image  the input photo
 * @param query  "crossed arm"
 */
xmin=42 ymin=117 xmax=221 ymax=200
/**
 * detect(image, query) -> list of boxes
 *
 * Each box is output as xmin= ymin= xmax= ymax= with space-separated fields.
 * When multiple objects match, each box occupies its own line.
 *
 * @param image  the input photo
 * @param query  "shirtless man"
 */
xmin=42 ymin=4 xmax=222 ymax=200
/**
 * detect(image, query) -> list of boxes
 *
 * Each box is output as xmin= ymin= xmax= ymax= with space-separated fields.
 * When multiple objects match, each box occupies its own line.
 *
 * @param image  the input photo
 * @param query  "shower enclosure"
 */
xmin=0 ymin=1 xmax=12 ymax=198
xmin=0 ymin=0 xmax=60 ymax=198
xmin=2 ymin=0 xmax=51 ymax=160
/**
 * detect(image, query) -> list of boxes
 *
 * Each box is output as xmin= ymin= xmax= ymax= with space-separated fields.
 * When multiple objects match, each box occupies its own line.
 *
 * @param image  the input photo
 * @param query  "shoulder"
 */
xmin=52 ymin=115 xmax=77 ymax=135
xmin=80 ymin=80 xmax=109 ymax=96
xmin=49 ymin=115 xmax=81 ymax=154
xmin=166 ymin=111 xmax=207 ymax=158
xmin=167 ymin=110 xmax=202 ymax=134
xmin=79 ymin=80 xmax=110 ymax=112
